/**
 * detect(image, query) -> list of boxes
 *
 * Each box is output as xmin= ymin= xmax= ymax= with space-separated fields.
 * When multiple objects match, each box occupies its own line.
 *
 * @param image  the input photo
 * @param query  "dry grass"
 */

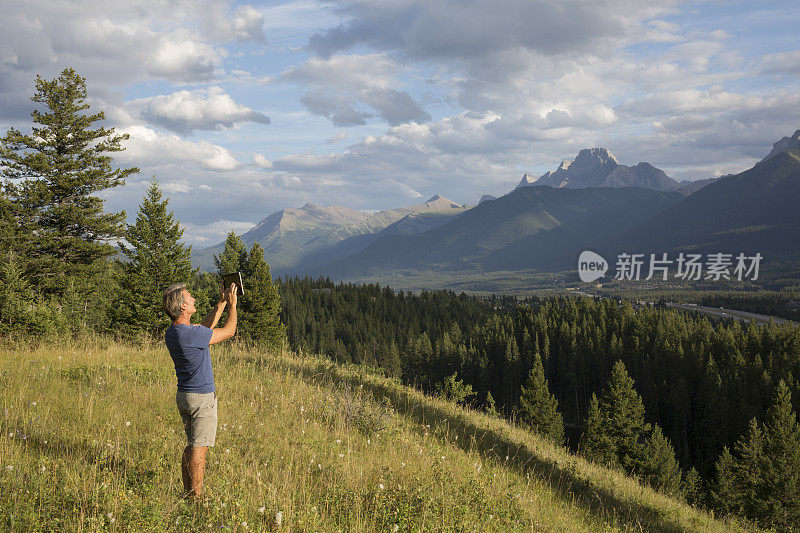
xmin=0 ymin=337 xmax=749 ymax=531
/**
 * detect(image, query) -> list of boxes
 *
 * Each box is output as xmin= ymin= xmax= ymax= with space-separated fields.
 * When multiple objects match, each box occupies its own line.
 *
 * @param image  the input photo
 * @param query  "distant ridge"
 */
xmin=192 ymin=195 xmax=470 ymax=273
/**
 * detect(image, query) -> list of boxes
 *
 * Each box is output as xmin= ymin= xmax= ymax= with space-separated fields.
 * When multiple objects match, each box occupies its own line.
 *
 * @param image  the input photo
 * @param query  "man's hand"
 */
xmin=225 ymin=282 xmax=238 ymax=307
xmin=210 ymin=283 xmax=238 ymax=345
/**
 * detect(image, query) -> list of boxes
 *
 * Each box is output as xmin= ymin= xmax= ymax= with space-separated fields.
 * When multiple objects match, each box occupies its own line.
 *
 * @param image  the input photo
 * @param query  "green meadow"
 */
xmin=1 ymin=338 xmax=750 ymax=531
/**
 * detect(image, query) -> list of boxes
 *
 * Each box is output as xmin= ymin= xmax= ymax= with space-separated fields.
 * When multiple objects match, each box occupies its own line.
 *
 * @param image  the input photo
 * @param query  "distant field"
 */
xmin=1 ymin=339 xmax=748 ymax=531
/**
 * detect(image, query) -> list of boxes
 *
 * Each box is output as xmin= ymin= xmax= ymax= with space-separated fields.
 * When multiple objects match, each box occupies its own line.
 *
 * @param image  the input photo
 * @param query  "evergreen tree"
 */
xmin=711 ymin=446 xmax=738 ymax=517
xmin=757 ymin=380 xmax=800 ymax=528
xmin=582 ymin=360 xmax=650 ymax=471
xmin=0 ymin=68 xmax=137 ymax=296
xmin=239 ymin=242 xmax=284 ymax=349
xmin=484 ymin=390 xmax=499 ymax=417
xmin=518 ymin=351 xmax=564 ymax=444
xmin=113 ymin=178 xmax=193 ymax=336
xmin=682 ymin=467 xmax=703 ymax=507
xmin=732 ymin=418 xmax=765 ymax=521
xmin=641 ymin=425 xmax=683 ymax=496
xmin=435 ymin=372 xmax=476 ymax=405
xmin=214 ymin=231 xmax=247 ymax=275
xmin=0 ymin=252 xmax=34 ymax=334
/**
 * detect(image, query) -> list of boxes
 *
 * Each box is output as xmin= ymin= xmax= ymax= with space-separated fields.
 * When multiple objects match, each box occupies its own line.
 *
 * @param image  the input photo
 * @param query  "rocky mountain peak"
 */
xmin=424 ymin=194 xmax=461 ymax=208
xmin=761 ymin=129 xmax=800 ymax=162
xmin=569 ymin=148 xmax=620 ymax=179
xmin=516 ymin=147 xmax=679 ymax=192
xmin=515 ymin=172 xmax=540 ymax=189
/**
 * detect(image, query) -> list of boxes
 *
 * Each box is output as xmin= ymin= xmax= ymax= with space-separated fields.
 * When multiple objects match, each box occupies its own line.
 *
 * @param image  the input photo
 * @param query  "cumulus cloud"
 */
xmin=299 ymin=92 xmax=370 ymax=127
xmin=118 ymin=125 xmax=239 ymax=171
xmin=135 ymin=86 xmax=270 ymax=134
xmin=146 ymin=38 xmax=223 ymax=82
xmin=359 ymin=88 xmax=430 ymax=126
xmin=203 ymin=4 xmax=265 ymax=43
xmin=308 ymin=0 xmax=676 ymax=60
xmin=283 ymin=53 xmax=429 ymax=126
xmin=760 ymin=50 xmax=800 ymax=76
xmin=253 ymin=153 xmax=273 ymax=168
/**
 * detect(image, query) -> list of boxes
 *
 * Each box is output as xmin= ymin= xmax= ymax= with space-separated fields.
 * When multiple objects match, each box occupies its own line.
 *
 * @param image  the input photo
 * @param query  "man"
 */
xmin=162 ymin=282 xmax=238 ymax=499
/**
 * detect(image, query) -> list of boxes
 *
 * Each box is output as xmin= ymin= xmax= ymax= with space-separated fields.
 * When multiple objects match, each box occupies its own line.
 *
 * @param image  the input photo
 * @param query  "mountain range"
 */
xmin=193 ymin=131 xmax=800 ymax=287
xmin=192 ymin=194 xmax=469 ymax=274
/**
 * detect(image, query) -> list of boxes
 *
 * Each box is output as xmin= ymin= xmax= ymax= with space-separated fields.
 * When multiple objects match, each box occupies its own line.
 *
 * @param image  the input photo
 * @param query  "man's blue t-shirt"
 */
xmin=165 ymin=324 xmax=215 ymax=393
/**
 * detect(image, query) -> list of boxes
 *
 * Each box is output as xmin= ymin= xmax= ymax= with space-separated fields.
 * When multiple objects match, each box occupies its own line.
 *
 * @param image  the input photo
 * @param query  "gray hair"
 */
xmin=163 ymin=282 xmax=187 ymax=320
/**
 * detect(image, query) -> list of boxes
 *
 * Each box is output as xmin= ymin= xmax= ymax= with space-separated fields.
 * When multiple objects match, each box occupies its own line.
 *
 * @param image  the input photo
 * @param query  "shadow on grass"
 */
xmin=5 ymin=425 xmax=159 ymax=489
xmin=256 ymin=355 xmax=705 ymax=533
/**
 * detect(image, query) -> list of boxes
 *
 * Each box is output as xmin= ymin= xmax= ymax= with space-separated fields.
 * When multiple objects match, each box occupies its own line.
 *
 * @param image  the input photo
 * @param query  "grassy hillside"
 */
xmin=1 ymin=339 xmax=749 ymax=531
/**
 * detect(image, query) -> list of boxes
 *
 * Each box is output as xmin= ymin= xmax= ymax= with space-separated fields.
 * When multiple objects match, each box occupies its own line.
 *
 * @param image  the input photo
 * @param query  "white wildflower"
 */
xmin=275 ymin=511 xmax=283 ymax=526
xmin=241 ymin=522 xmax=247 ymax=529
xmin=225 ymin=449 xmax=230 ymax=454
xmin=5 ymin=465 xmax=13 ymax=471
xmin=258 ymin=506 xmax=265 ymax=514
xmin=390 ymin=525 xmax=399 ymax=533
xmin=378 ymin=483 xmax=384 ymax=490
xmin=126 ymin=421 xmax=131 ymax=427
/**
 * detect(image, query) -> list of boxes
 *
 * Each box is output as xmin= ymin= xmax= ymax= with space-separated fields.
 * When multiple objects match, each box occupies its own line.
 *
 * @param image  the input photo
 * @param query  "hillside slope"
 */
xmin=620 ymin=149 xmax=800 ymax=260
xmin=1 ymin=340 xmax=746 ymax=531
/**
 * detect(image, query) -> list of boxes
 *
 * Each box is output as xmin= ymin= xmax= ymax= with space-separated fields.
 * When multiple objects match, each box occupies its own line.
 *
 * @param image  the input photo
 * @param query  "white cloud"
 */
xmin=146 ymin=37 xmax=223 ymax=82
xmin=760 ymin=50 xmax=800 ymax=76
xmin=161 ymin=181 xmax=192 ymax=194
xmin=135 ymin=86 xmax=270 ymax=134
xmin=283 ymin=53 xmax=429 ymax=126
xmin=282 ymin=53 xmax=398 ymax=91
xmin=181 ymin=219 xmax=258 ymax=244
xmin=253 ymin=154 xmax=273 ymax=168
xmin=203 ymin=4 xmax=265 ymax=43
xmin=118 ymin=125 xmax=239 ymax=171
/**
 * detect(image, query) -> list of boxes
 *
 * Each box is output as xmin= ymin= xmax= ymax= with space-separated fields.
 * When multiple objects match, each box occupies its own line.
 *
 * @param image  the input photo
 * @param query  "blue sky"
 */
xmin=1 ymin=0 xmax=799 ymax=246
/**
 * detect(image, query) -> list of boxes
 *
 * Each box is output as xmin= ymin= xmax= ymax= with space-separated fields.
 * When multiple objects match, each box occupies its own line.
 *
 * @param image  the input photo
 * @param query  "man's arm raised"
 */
xmin=200 ymin=284 xmax=227 ymax=328
xmin=210 ymin=283 xmax=238 ymax=345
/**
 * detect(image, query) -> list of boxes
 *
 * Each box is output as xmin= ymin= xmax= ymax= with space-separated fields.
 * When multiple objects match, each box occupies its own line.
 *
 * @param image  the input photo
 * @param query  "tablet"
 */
xmin=221 ymin=271 xmax=244 ymax=296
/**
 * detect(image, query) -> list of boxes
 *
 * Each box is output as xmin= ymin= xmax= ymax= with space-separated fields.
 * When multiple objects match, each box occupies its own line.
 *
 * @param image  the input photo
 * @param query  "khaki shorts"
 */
xmin=176 ymin=391 xmax=217 ymax=447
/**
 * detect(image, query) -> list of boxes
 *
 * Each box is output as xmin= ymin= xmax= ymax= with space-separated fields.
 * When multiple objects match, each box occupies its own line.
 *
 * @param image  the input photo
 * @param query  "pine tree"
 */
xmin=582 ymin=361 xmax=650 ymax=472
xmin=0 ymin=252 xmax=34 ymax=334
xmin=641 ymin=425 xmax=683 ymax=496
xmin=239 ymin=242 xmax=284 ymax=349
xmin=214 ymin=231 xmax=247 ymax=275
xmin=732 ymin=418 xmax=765 ymax=521
xmin=518 ymin=351 xmax=564 ymax=444
xmin=0 ymin=68 xmax=138 ymax=296
xmin=113 ymin=178 xmax=193 ymax=336
xmin=484 ymin=390 xmax=499 ymax=417
xmin=682 ymin=467 xmax=703 ymax=507
xmin=757 ymin=380 xmax=800 ymax=528
xmin=711 ymin=446 xmax=739 ymax=516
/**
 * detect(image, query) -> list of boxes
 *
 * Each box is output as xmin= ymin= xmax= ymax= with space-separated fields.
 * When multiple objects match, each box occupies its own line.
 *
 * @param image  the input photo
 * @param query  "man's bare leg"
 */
xmin=182 ymin=445 xmax=208 ymax=498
